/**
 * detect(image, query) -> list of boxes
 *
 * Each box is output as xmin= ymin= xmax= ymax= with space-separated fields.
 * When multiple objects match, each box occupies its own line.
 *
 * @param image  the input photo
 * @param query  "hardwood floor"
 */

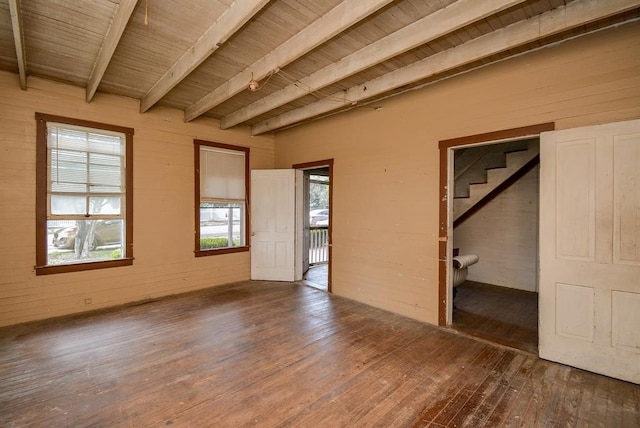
xmin=452 ymin=281 xmax=538 ymax=354
xmin=1 ymin=281 xmax=638 ymax=427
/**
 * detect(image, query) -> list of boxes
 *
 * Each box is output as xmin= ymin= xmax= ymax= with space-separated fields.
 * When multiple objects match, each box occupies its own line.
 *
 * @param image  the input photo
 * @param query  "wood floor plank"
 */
xmin=279 ymin=317 xmax=458 ymax=426
xmin=389 ymin=343 xmax=490 ymax=426
xmin=459 ymin=351 xmax=524 ymax=426
xmin=0 ymin=280 xmax=638 ymax=427
xmin=341 ymin=331 xmax=465 ymax=426
xmin=428 ymin=347 xmax=506 ymax=425
xmin=622 ymin=380 xmax=640 ymax=427
xmin=460 ymin=352 xmax=536 ymax=427
xmin=482 ymin=353 xmax=537 ymax=427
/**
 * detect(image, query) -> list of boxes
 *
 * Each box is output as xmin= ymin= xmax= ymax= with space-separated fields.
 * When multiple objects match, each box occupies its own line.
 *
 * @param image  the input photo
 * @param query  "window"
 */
xmin=35 ymin=113 xmax=133 ymax=275
xmin=195 ymin=140 xmax=249 ymax=256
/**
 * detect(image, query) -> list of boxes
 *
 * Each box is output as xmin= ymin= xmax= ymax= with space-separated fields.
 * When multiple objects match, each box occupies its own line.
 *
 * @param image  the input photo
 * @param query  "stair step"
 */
xmin=503 ymin=148 xmax=528 ymax=155
xmin=453 ymin=140 xmax=540 ymax=222
xmin=486 ymin=167 xmax=511 ymax=183
xmin=505 ymin=150 xmax=532 ymax=164
xmin=469 ymin=182 xmax=493 ymax=199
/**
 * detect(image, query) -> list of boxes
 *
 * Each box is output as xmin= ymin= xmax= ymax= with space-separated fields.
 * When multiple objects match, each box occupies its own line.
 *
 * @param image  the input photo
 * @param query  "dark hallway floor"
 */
xmin=452 ymin=281 xmax=538 ymax=354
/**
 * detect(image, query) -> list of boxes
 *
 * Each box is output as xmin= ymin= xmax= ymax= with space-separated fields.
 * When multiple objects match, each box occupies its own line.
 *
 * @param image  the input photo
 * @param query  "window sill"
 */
xmin=195 ymin=246 xmax=249 ymax=257
xmin=35 ymin=258 xmax=134 ymax=276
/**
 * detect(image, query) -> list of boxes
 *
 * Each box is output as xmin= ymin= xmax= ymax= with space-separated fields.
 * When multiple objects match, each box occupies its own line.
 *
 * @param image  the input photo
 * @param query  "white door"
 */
xmin=539 ymin=119 xmax=640 ymax=384
xmin=250 ymin=169 xmax=303 ymax=281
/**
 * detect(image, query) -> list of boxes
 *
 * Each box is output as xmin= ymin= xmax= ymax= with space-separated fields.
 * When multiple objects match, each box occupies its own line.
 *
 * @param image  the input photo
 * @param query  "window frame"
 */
xmin=194 ymin=139 xmax=250 ymax=257
xmin=35 ymin=113 xmax=134 ymax=275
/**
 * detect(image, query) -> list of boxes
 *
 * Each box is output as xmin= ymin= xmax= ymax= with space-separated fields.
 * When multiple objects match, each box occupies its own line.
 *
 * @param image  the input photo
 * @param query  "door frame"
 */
xmin=437 ymin=123 xmax=554 ymax=326
xmin=293 ymin=159 xmax=334 ymax=293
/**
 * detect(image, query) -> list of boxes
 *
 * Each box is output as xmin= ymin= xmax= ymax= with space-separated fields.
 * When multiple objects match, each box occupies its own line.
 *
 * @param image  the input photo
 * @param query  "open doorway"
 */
xmin=438 ymin=123 xmax=555 ymax=354
xmin=293 ymin=159 xmax=333 ymax=292
xmin=451 ymin=139 xmax=539 ymax=353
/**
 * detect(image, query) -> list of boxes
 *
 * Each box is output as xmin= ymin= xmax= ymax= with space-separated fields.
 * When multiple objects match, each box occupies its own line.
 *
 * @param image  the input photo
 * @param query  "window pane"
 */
xmin=200 ymin=147 xmax=245 ymax=200
xmin=50 ymin=149 xmax=88 ymax=192
xmin=50 ymin=195 xmax=86 ymax=215
xmin=49 ymin=127 xmax=124 ymax=156
xmin=86 ymin=133 xmax=124 ymax=156
xmin=89 ymin=197 xmax=121 ymax=215
xmin=310 ymin=174 xmax=329 ymax=183
xmin=48 ymin=127 xmax=125 ymax=196
xmin=48 ymin=219 xmax=124 ymax=265
xmin=89 ymin=153 xmax=122 ymax=189
xmin=199 ymin=202 xmax=245 ymax=250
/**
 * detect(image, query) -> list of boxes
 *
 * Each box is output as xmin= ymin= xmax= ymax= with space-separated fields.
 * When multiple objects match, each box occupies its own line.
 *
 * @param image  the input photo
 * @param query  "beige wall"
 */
xmin=274 ymin=22 xmax=640 ymax=324
xmin=0 ymin=74 xmax=275 ymax=327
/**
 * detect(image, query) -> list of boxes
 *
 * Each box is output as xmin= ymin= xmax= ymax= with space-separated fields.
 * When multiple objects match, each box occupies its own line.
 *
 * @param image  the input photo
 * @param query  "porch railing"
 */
xmin=310 ymin=227 xmax=329 ymax=265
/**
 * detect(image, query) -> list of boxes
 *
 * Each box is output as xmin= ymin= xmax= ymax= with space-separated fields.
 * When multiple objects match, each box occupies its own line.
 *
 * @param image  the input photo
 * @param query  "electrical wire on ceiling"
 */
xmin=277 ymin=68 xmax=357 ymax=106
xmin=247 ymin=68 xmax=279 ymax=92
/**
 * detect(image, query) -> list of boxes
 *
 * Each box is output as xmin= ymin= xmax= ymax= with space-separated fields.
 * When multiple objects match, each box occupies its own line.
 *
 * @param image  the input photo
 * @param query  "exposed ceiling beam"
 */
xmin=221 ymin=0 xmax=526 ymax=129
xmin=8 ymin=0 xmax=27 ymax=90
xmin=139 ymin=0 xmax=270 ymax=113
xmin=184 ymin=0 xmax=394 ymax=122
xmin=86 ymin=0 xmax=138 ymax=102
xmin=252 ymin=0 xmax=640 ymax=135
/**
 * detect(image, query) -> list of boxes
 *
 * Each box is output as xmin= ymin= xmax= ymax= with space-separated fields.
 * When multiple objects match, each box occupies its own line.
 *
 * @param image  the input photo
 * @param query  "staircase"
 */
xmin=453 ymin=139 xmax=539 ymax=226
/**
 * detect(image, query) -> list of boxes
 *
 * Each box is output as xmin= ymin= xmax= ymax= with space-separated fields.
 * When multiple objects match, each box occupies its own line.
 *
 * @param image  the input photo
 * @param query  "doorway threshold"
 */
xmin=303 ymin=264 xmax=328 ymax=291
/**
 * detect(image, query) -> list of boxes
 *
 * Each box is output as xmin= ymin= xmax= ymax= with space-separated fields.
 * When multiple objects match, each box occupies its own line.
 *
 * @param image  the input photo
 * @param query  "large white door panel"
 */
xmin=539 ymin=119 xmax=640 ymax=384
xmin=554 ymin=282 xmax=594 ymax=342
xmin=612 ymin=291 xmax=640 ymax=354
xmin=252 ymin=242 xmax=288 ymax=268
xmin=614 ymin=134 xmax=640 ymax=266
xmin=554 ymin=139 xmax=595 ymax=261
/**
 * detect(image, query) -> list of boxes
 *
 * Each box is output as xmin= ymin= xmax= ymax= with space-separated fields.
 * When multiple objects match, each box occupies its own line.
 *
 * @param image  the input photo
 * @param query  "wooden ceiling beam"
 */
xmin=139 ymin=0 xmax=270 ymax=113
xmin=252 ymin=0 xmax=640 ymax=135
xmin=8 ymin=0 xmax=27 ymax=90
xmin=86 ymin=0 xmax=138 ymax=103
xmin=184 ymin=0 xmax=394 ymax=123
xmin=221 ymin=0 xmax=526 ymax=129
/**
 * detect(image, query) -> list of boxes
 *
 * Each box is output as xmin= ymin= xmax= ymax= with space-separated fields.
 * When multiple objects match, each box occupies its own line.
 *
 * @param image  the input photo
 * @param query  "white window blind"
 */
xmin=200 ymin=146 xmax=245 ymax=202
xmin=48 ymin=123 xmax=125 ymax=217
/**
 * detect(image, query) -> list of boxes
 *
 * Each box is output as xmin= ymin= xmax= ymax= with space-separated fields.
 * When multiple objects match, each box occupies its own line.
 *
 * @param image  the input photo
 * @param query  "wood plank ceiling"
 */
xmin=1 ymin=0 xmax=639 ymax=134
